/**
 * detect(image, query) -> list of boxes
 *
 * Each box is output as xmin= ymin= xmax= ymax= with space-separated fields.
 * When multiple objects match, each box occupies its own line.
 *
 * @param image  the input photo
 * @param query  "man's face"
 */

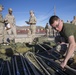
xmin=51 ymin=19 xmax=62 ymax=32
xmin=9 ymin=10 xmax=12 ymax=14
xmin=0 ymin=7 xmax=3 ymax=12
xmin=30 ymin=12 xmax=33 ymax=17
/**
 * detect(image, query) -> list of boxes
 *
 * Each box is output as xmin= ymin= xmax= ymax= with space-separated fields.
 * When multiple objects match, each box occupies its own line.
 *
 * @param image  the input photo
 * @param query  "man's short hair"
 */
xmin=49 ymin=15 xmax=59 ymax=25
xmin=8 ymin=8 xmax=13 ymax=11
xmin=30 ymin=10 xmax=34 ymax=14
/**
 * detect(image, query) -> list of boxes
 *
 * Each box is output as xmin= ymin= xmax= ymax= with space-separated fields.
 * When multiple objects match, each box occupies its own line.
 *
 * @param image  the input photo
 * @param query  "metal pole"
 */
xmin=6 ymin=61 xmax=12 ymax=75
xmin=37 ymin=43 xmax=76 ymax=74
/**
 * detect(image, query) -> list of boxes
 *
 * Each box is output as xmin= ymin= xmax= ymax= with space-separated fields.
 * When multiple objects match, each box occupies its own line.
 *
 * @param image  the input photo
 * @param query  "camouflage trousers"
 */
xmin=7 ymin=26 xmax=16 ymax=37
xmin=45 ymin=29 xmax=49 ymax=36
xmin=30 ymin=25 xmax=36 ymax=35
xmin=3 ymin=26 xmax=16 ymax=43
xmin=27 ymin=29 xmax=31 ymax=36
xmin=0 ymin=25 xmax=4 ymax=43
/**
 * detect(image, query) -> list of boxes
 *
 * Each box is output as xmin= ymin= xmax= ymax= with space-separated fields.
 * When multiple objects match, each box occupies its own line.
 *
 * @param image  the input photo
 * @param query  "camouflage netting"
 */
xmin=0 ymin=43 xmax=33 ymax=60
xmin=14 ymin=43 xmax=33 ymax=53
xmin=33 ymin=36 xmax=56 ymax=46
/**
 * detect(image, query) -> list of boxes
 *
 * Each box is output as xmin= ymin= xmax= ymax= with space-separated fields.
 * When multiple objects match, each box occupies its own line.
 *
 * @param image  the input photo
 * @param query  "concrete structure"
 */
xmin=15 ymin=34 xmax=54 ymax=43
xmin=0 ymin=25 xmax=54 ymax=43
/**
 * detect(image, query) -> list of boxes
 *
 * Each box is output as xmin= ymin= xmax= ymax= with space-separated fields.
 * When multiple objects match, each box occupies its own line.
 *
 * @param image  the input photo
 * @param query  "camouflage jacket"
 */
xmin=5 ymin=14 xmax=16 ymax=26
xmin=29 ymin=16 xmax=36 ymax=24
xmin=0 ymin=14 xmax=4 ymax=23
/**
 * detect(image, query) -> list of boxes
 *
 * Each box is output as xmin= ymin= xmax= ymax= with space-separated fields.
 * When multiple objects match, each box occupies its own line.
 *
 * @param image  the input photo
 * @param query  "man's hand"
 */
xmin=5 ymin=23 xmax=11 ymax=30
xmin=60 ymin=61 xmax=67 ymax=69
xmin=4 ymin=19 xmax=8 ymax=23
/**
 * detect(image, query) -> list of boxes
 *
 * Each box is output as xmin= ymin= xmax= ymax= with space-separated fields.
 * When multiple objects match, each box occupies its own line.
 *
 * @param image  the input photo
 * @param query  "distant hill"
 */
xmin=16 ymin=26 xmax=45 ymax=34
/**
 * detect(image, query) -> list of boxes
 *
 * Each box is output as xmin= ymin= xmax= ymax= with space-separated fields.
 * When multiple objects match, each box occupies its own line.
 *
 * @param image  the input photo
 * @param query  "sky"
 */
xmin=0 ymin=0 xmax=76 ymax=27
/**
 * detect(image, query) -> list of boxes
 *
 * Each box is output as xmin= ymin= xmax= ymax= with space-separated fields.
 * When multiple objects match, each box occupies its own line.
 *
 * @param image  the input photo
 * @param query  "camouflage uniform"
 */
xmin=0 ymin=5 xmax=4 ymax=12
xmin=45 ymin=23 xmax=49 ymax=36
xmin=0 ymin=5 xmax=5 ymax=43
xmin=5 ymin=8 xmax=16 ymax=41
xmin=27 ymin=29 xmax=31 ymax=36
xmin=49 ymin=25 xmax=52 ymax=36
xmin=29 ymin=10 xmax=37 ymax=35
xmin=0 ymin=13 xmax=4 ymax=43
xmin=72 ymin=16 xmax=76 ymax=25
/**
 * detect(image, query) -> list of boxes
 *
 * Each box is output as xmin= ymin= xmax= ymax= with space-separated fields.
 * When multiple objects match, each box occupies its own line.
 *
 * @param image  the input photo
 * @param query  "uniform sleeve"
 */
xmin=0 ymin=16 xmax=4 ymax=23
xmin=34 ymin=17 xmax=37 ymax=23
xmin=4 ymin=15 xmax=8 ymax=20
xmin=64 ymin=27 xmax=74 ymax=38
xmin=13 ymin=16 xmax=16 ymax=26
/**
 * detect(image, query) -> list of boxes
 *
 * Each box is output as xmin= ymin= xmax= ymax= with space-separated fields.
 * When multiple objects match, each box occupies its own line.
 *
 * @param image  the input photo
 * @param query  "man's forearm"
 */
xmin=64 ymin=43 xmax=75 ymax=64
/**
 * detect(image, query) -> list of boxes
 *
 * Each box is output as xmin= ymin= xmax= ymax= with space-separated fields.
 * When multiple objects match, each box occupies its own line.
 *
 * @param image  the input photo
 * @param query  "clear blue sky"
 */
xmin=1 ymin=0 xmax=76 ymax=27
